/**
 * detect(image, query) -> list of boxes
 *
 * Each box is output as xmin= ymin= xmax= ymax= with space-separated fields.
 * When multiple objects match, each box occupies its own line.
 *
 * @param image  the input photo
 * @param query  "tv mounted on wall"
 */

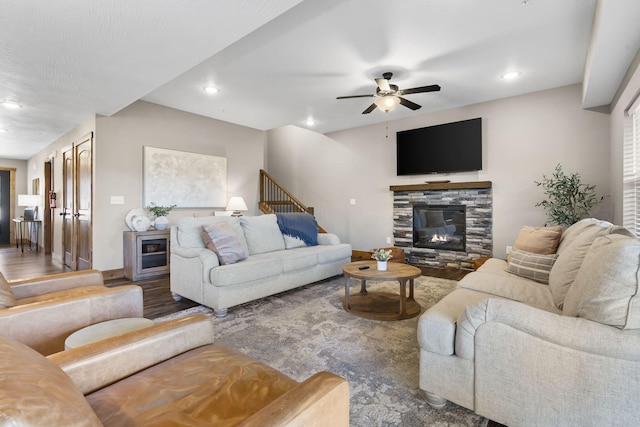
xmin=396 ymin=117 xmax=482 ymax=175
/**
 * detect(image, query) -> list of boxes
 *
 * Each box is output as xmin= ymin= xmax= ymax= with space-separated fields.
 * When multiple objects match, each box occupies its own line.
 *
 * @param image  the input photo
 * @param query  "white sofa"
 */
xmin=170 ymin=214 xmax=352 ymax=317
xmin=418 ymin=218 xmax=640 ymax=426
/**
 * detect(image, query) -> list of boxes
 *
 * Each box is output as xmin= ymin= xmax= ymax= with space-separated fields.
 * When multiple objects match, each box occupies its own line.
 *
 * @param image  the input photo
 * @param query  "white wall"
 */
xmin=94 ymin=101 xmax=266 ymax=271
xmin=267 ymin=84 xmax=611 ymax=258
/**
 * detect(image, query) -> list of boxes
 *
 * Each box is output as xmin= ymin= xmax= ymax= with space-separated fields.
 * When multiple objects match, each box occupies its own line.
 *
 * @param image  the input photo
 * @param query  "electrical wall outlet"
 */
xmin=506 ymin=245 xmax=512 ymax=254
xmin=386 ymin=236 xmax=392 ymax=244
xmin=111 ymin=196 xmax=125 ymax=205
xmin=349 ymin=198 xmax=356 ymax=205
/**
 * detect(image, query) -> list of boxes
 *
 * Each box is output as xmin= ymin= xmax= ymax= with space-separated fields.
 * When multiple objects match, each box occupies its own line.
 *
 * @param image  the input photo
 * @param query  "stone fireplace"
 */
xmin=390 ymin=181 xmax=492 ymax=270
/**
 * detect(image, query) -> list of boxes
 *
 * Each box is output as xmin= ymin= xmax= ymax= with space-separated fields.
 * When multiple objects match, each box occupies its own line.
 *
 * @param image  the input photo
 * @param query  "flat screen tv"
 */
xmin=396 ymin=117 xmax=482 ymax=175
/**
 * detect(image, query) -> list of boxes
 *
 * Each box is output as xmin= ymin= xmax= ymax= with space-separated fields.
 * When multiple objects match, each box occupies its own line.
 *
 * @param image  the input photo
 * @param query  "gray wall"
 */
xmin=267 ymin=84 xmax=611 ymax=258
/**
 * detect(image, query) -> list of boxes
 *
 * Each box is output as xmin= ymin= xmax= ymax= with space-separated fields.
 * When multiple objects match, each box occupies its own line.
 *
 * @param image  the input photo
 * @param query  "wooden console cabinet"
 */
xmin=123 ymin=230 xmax=170 ymax=281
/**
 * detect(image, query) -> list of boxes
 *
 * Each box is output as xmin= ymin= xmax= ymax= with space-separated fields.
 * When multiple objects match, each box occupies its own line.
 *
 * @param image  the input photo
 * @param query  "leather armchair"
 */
xmin=0 ymin=270 xmax=143 ymax=355
xmin=0 ymin=314 xmax=350 ymax=426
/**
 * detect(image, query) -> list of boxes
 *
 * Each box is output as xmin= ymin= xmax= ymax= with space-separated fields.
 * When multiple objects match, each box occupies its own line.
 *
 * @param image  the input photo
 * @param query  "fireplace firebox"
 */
xmin=413 ymin=204 xmax=466 ymax=251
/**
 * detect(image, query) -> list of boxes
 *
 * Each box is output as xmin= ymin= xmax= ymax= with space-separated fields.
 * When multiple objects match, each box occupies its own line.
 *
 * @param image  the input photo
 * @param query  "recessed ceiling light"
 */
xmin=2 ymin=101 xmax=22 ymax=109
xmin=501 ymin=71 xmax=521 ymax=80
xmin=203 ymin=86 xmax=219 ymax=94
xmin=305 ymin=118 xmax=315 ymax=126
xmin=0 ymin=128 xmax=7 ymax=133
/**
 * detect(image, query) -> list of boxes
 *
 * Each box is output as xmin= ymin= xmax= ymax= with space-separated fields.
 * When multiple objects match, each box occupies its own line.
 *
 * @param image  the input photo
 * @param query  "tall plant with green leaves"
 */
xmin=535 ymin=164 xmax=603 ymax=227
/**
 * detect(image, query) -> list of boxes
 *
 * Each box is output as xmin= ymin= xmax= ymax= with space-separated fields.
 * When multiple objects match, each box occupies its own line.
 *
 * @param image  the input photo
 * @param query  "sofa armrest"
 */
xmin=456 ymin=298 xmax=640 ymax=361
xmin=171 ymin=245 xmax=208 ymax=259
xmin=239 ymin=372 xmax=349 ymax=427
xmin=318 ymin=233 xmax=341 ymax=245
xmin=10 ymin=270 xmax=104 ymax=299
xmin=49 ymin=314 xmax=215 ymax=395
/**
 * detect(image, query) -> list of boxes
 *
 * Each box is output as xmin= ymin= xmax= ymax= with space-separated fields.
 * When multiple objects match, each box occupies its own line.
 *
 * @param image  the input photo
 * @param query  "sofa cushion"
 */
xmin=210 ymin=257 xmax=283 ymax=287
xmin=201 ymin=222 xmax=247 ymax=265
xmin=460 ymin=258 xmax=559 ymax=313
xmin=0 ymin=335 xmax=102 ymax=426
xmin=513 ymin=225 xmax=562 ymax=255
xmin=505 ymin=249 xmax=558 ymax=284
xmin=258 ymin=249 xmax=319 ymax=273
xmin=0 ymin=272 xmax=16 ymax=308
xmin=87 ymin=344 xmax=297 ymax=426
xmin=556 ymin=218 xmax=602 ymax=254
xmin=563 ymin=234 xmax=640 ymax=329
xmin=177 ymin=216 xmax=247 ymax=253
xmin=240 ymin=214 xmax=286 ymax=255
xmin=548 ymin=220 xmax=633 ymax=309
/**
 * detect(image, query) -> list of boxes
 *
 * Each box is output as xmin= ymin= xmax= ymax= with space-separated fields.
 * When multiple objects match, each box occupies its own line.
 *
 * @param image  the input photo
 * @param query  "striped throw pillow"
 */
xmin=506 ymin=249 xmax=558 ymax=284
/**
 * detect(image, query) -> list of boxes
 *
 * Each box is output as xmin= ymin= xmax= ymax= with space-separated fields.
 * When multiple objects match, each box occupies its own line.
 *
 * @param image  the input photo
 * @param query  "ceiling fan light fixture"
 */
xmin=374 ymin=95 xmax=400 ymax=113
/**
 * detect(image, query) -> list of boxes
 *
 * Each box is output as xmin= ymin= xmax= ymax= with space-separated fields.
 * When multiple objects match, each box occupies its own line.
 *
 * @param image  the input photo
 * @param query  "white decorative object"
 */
xmin=125 ymin=208 xmax=147 ymax=231
xmin=377 ymin=260 xmax=388 ymax=271
xmin=154 ymin=216 xmax=170 ymax=230
xmin=143 ymin=146 xmax=227 ymax=208
xmin=132 ymin=215 xmax=151 ymax=232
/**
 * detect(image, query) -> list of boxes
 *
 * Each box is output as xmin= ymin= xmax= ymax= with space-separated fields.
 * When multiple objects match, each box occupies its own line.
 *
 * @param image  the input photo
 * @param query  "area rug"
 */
xmin=155 ymin=275 xmax=487 ymax=427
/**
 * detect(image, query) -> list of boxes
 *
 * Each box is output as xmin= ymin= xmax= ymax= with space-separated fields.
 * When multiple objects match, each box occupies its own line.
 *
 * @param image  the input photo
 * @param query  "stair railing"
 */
xmin=259 ymin=169 xmax=327 ymax=233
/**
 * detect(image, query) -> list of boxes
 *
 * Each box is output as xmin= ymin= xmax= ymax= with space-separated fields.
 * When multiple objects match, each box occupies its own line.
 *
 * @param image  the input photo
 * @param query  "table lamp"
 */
xmin=226 ymin=197 xmax=248 ymax=217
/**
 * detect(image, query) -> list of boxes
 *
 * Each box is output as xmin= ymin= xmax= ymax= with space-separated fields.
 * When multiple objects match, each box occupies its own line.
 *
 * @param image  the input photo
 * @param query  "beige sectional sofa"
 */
xmin=418 ymin=218 xmax=640 ymax=426
xmin=170 ymin=214 xmax=352 ymax=317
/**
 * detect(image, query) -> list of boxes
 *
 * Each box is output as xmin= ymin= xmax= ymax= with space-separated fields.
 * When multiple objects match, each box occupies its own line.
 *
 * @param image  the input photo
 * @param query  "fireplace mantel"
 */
xmin=389 ymin=181 xmax=492 ymax=192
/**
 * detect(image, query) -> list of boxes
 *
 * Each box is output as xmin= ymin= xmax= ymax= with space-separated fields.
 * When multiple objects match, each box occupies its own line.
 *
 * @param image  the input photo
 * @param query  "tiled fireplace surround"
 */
xmin=391 ymin=181 xmax=493 ymax=270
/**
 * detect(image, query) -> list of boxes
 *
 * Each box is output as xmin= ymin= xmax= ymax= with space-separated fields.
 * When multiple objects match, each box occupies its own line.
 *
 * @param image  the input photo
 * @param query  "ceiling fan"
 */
xmin=337 ymin=72 xmax=440 ymax=114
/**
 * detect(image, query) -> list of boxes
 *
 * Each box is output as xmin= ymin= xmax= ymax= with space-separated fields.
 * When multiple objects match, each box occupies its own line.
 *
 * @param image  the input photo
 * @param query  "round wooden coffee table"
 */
xmin=342 ymin=260 xmax=422 ymax=320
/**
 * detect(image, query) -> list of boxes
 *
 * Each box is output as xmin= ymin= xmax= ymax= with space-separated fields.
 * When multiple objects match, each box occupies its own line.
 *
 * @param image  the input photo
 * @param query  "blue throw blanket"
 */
xmin=276 ymin=213 xmax=318 ymax=246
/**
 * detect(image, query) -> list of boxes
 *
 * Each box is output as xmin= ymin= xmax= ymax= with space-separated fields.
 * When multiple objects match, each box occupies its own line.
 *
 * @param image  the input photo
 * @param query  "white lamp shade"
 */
xmin=374 ymin=95 xmax=400 ymax=113
xmin=226 ymin=197 xmax=248 ymax=212
xmin=18 ymin=194 xmax=40 ymax=207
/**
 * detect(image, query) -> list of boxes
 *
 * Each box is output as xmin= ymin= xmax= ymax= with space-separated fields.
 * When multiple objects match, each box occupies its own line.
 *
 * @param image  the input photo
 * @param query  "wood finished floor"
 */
xmin=0 ymin=247 xmax=470 ymax=319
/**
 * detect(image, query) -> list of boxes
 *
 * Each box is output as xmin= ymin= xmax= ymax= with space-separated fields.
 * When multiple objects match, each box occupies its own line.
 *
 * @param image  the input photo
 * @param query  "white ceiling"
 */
xmin=1 ymin=0 xmax=640 ymax=160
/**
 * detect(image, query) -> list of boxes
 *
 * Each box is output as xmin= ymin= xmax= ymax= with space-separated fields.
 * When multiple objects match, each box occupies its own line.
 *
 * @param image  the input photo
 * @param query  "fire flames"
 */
xmin=430 ymin=234 xmax=449 ymax=243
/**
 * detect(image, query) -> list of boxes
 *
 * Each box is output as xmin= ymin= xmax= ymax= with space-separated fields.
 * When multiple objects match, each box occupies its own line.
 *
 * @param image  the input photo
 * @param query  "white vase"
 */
xmin=132 ymin=215 xmax=151 ymax=232
xmin=154 ymin=216 xmax=170 ymax=230
xmin=377 ymin=260 xmax=388 ymax=271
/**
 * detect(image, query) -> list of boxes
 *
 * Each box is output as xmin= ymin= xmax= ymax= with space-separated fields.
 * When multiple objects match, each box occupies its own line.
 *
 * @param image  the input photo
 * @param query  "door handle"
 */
xmin=73 ymin=212 xmax=81 ymax=218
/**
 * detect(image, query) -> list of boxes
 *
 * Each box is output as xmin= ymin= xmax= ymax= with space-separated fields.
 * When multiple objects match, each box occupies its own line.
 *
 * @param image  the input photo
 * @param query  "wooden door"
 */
xmin=62 ymin=133 xmax=92 ymax=270
xmin=0 ymin=170 xmax=10 ymax=244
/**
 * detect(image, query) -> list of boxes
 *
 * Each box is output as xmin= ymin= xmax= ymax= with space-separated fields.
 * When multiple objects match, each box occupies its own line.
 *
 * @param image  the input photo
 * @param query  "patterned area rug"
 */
xmin=155 ymin=275 xmax=487 ymax=427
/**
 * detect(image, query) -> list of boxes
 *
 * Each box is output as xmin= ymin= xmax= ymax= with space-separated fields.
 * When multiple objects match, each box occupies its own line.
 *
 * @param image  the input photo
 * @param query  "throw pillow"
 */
xmin=513 ymin=225 xmax=563 ymax=255
xmin=201 ymin=223 xmax=248 ymax=265
xmin=239 ymin=214 xmax=285 ymax=255
xmin=563 ymin=234 xmax=640 ymax=329
xmin=548 ymin=222 xmax=634 ymax=309
xmin=0 ymin=272 xmax=16 ymax=308
xmin=506 ymin=249 xmax=558 ymax=284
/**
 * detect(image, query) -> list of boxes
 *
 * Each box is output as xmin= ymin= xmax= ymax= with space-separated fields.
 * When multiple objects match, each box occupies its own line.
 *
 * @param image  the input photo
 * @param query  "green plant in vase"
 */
xmin=146 ymin=202 xmax=176 ymax=230
xmin=535 ymin=164 xmax=603 ymax=227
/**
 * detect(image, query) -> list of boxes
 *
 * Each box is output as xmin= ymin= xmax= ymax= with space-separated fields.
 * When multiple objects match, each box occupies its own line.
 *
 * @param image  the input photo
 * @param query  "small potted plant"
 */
xmin=371 ymin=248 xmax=393 ymax=271
xmin=146 ymin=202 xmax=176 ymax=230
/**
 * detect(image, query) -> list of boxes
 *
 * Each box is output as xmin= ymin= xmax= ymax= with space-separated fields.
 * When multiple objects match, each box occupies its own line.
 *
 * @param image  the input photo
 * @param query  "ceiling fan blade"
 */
xmin=399 ymin=84 xmax=441 ymax=95
xmin=399 ymin=97 xmax=422 ymax=110
xmin=337 ymin=94 xmax=375 ymax=99
xmin=362 ymin=103 xmax=377 ymax=114
xmin=375 ymin=77 xmax=391 ymax=92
